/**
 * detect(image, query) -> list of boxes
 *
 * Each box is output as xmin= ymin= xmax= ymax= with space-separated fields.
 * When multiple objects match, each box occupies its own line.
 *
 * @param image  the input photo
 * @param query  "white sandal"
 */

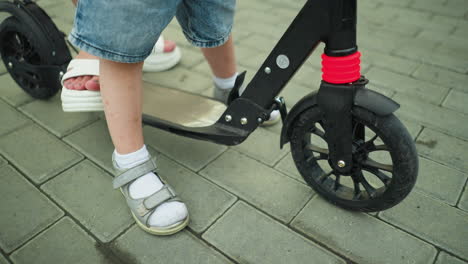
xmin=60 ymin=36 xmax=181 ymax=112
xmin=143 ymin=35 xmax=181 ymax=72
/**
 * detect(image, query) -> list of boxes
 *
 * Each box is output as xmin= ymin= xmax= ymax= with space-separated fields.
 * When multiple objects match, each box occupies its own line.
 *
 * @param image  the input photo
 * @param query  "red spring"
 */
xmin=321 ymin=52 xmax=361 ymax=84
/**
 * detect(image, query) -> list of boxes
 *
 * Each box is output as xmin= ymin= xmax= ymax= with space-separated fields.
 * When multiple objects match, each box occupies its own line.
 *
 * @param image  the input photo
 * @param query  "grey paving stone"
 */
xmin=364 ymin=49 xmax=421 ymax=76
xmin=0 ymin=156 xmax=6 ymax=168
xmin=143 ymin=68 xmax=212 ymax=94
xmin=52 ymin=16 xmax=74 ymax=37
xmin=412 ymin=64 xmax=468 ymax=93
xmin=45 ymin=1 xmax=75 ymax=24
xmin=36 ymin=0 xmax=69 ymax=8
xmin=200 ymin=149 xmax=314 ymax=223
xmin=0 ymin=60 xmax=5 ymax=75
xmin=203 ymin=201 xmax=345 ymax=264
xmin=63 ymin=120 xmax=117 ymax=174
xmin=10 ymin=217 xmax=115 ymax=264
xmin=19 ymin=94 xmax=100 ymax=137
xmin=64 ymin=120 xmax=159 ymax=175
xmin=0 ymin=99 xmax=30 ymax=136
xmin=411 ymin=1 xmax=467 ymax=17
xmin=443 ymin=90 xmax=468 ymax=115
xmin=394 ymin=40 xmax=467 ymax=73
xmin=358 ymin=30 xmax=406 ymax=54
xmin=143 ymin=125 xmax=227 ymax=172
xmin=0 ymin=253 xmax=8 ymax=264
xmin=291 ymin=196 xmax=437 ymax=264
xmin=380 ymin=191 xmax=468 ymax=259
xmin=394 ymin=12 xmax=454 ymax=34
xmin=112 ymin=227 xmax=231 ymax=264
xmin=156 ymin=155 xmax=237 ymax=233
xmin=233 ymin=128 xmax=289 ymax=166
xmin=274 ymin=152 xmax=306 ymax=183
xmin=459 ymin=186 xmax=468 ymax=212
xmin=366 ymin=67 xmax=448 ymax=104
xmin=236 ymin=18 xmax=288 ymax=39
xmin=394 ymin=94 xmax=468 ymax=141
xmin=415 ymin=128 xmax=468 ymax=173
xmin=41 ymin=160 xmax=134 ymax=243
xmin=436 ymin=252 xmax=467 ymax=264
xmin=416 ymin=157 xmax=467 ymax=206
xmin=178 ymin=47 xmax=205 ymax=69
xmin=0 ymin=124 xmax=83 ymax=184
xmin=0 ymin=166 xmax=64 ymax=253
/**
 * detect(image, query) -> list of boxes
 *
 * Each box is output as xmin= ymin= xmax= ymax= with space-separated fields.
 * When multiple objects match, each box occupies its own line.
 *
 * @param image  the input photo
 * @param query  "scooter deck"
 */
xmin=142 ymin=82 xmax=227 ymax=128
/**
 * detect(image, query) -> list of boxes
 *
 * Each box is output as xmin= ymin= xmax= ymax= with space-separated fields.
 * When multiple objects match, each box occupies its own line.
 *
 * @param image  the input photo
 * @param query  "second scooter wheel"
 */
xmin=0 ymin=16 xmax=59 ymax=99
xmin=290 ymin=106 xmax=418 ymax=212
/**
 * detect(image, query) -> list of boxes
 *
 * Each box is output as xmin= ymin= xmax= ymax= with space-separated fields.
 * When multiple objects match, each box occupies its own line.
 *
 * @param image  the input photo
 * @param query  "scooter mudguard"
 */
xmin=279 ymin=88 xmax=400 ymax=148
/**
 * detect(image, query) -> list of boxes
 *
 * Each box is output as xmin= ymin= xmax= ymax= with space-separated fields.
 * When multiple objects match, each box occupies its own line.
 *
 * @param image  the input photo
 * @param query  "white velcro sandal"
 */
xmin=113 ymin=157 xmax=190 ymax=235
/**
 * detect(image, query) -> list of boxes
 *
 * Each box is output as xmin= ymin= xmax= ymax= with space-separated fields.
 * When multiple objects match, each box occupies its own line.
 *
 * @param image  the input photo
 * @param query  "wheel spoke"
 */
xmin=362 ymin=158 xmax=393 ymax=172
xmin=312 ymin=125 xmax=325 ymax=139
xmin=318 ymin=171 xmax=333 ymax=183
xmin=305 ymin=143 xmax=329 ymax=156
xmin=357 ymin=172 xmax=377 ymax=198
xmin=351 ymin=175 xmax=362 ymax=200
xmin=363 ymin=167 xmax=391 ymax=186
xmin=333 ymin=174 xmax=340 ymax=191
xmin=372 ymin=144 xmax=389 ymax=151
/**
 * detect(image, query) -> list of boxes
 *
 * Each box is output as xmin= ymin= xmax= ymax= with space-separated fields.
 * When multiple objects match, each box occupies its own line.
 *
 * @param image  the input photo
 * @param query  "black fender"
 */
xmin=280 ymin=88 xmax=400 ymax=148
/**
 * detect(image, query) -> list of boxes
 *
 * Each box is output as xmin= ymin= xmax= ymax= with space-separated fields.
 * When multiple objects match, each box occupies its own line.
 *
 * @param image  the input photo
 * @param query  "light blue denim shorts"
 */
xmin=69 ymin=0 xmax=236 ymax=63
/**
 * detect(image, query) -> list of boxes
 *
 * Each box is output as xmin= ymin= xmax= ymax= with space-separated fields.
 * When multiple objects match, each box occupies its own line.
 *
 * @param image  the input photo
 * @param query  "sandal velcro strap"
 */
xmin=112 ymin=158 xmax=158 ymax=189
xmin=134 ymin=185 xmax=177 ymax=217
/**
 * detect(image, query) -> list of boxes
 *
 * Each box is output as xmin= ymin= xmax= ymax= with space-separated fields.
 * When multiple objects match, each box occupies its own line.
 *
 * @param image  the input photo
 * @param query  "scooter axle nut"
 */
xmin=240 ymin=117 xmax=248 ymax=125
xmin=338 ymin=160 xmax=346 ymax=168
xmin=225 ymin=115 xmax=232 ymax=122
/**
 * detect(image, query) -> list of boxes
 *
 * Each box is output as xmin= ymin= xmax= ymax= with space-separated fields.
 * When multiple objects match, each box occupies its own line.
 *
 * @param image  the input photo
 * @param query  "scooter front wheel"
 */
xmin=290 ymin=106 xmax=418 ymax=212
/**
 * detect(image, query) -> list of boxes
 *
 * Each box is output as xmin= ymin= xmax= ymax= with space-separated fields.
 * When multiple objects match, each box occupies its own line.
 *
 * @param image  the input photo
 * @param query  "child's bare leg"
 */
xmin=100 ymin=59 xmax=188 ymax=228
xmin=99 ymin=59 xmax=144 ymax=154
xmin=201 ymin=34 xmax=236 ymax=78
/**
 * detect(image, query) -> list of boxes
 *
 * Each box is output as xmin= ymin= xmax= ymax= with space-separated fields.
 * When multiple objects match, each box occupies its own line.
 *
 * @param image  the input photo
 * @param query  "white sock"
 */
xmin=213 ymin=72 xmax=238 ymax=90
xmin=114 ymin=145 xmax=188 ymax=227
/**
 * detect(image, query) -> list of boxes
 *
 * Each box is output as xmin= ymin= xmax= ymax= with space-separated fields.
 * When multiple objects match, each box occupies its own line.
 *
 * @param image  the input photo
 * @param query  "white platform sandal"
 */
xmin=60 ymin=36 xmax=181 ymax=112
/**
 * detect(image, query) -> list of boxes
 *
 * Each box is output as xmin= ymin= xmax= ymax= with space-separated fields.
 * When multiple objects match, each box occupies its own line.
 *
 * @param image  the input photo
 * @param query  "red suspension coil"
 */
xmin=321 ymin=52 xmax=361 ymax=84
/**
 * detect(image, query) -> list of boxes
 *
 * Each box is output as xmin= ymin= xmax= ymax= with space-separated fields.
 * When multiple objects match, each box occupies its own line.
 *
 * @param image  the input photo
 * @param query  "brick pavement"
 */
xmin=0 ymin=0 xmax=467 ymax=263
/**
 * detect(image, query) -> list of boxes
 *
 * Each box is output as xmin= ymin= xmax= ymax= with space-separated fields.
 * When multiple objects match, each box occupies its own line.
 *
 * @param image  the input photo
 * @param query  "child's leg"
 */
xmin=201 ymin=35 xmax=236 ymax=79
xmin=100 ymin=59 xmax=188 ymax=230
xmin=99 ymin=59 xmax=144 ymax=154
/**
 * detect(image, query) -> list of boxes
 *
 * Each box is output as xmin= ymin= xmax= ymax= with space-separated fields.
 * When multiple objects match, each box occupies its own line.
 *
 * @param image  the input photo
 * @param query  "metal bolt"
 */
xmin=8 ymin=62 xmax=13 ymax=68
xmin=240 ymin=117 xmax=248 ymax=125
xmin=225 ymin=115 xmax=232 ymax=122
xmin=337 ymin=160 xmax=346 ymax=168
xmin=59 ymin=71 xmax=64 ymax=77
xmin=257 ymin=117 xmax=263 ymax=123
xmin=264 ymin=67 xmax=271 ymax=74
xmin=52 ymin=51 xmax=56 ymax=56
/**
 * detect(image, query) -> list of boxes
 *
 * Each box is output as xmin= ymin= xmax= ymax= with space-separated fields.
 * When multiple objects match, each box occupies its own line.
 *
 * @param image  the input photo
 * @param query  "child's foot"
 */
xmin=113 ymin=145 xmax=189 ymax=235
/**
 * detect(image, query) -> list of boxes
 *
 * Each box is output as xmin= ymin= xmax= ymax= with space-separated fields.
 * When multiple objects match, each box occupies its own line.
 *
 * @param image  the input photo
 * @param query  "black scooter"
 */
xmin=0 ymin=0 xmax=418 ymax=212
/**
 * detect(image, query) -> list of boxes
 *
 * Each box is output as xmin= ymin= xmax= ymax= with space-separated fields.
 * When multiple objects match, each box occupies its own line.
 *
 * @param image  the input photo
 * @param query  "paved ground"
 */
xmin=0 ymin=0 xmax=467 ymax=263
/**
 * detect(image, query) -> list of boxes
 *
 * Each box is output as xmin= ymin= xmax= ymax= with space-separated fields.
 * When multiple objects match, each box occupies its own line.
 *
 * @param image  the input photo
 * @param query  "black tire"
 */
xmin=290 ymin=106 xmax=418 ymax=212
xmin=0 ymin=16 xmax=59 ymax=99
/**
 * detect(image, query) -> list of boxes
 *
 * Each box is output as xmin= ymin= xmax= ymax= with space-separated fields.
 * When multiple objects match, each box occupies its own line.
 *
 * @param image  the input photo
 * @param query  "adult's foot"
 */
xmin=62 ymin=40 xmax=177 ymax=91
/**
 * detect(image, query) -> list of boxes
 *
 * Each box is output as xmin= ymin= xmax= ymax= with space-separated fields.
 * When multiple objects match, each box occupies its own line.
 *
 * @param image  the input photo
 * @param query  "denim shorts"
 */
xmin=69 ymin=0 xmax=236 ymax=63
